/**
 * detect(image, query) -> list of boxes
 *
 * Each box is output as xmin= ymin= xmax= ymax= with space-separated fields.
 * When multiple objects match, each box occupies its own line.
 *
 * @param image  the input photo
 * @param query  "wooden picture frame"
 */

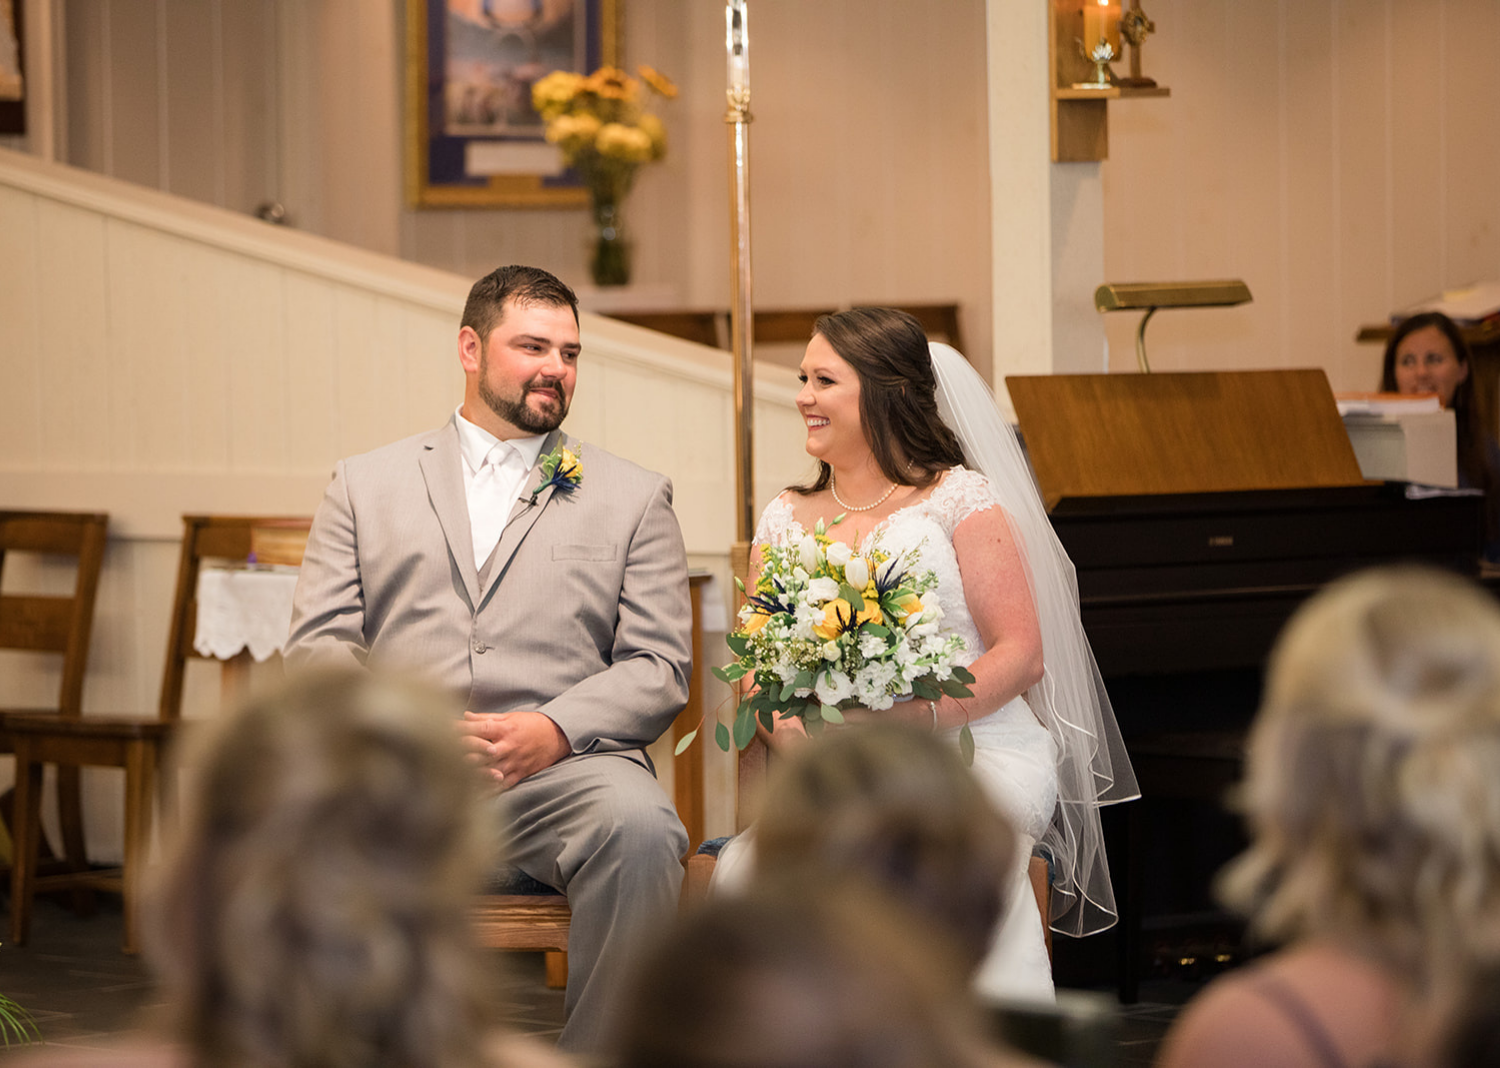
xmin=0 ymin=0 xmax=25 ymax=136
xmin=405 ymin=0 xmax=620 ymax=209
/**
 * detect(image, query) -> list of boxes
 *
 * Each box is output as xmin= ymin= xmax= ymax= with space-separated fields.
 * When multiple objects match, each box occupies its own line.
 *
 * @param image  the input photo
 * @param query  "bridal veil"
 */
xmin=930 ymin=341 xmax=1139 ymax=937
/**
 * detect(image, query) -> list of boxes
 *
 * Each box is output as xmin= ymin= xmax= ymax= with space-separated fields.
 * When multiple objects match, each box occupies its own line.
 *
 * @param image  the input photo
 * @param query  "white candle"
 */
xmin=726 ymin=0 xmax=749 ymax=93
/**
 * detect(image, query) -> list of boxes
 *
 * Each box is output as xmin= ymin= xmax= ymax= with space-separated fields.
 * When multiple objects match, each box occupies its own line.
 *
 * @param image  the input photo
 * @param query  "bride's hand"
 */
xmin=837 ymin=702 xmax=928 ymax=729
xmin=761 ymin=712 xmax=810 ymax=752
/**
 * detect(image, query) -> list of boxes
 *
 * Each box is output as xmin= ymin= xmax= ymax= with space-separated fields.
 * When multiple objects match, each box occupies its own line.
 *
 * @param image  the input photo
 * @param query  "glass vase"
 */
xmin=589 ymin=197 xmax=632 ymax=287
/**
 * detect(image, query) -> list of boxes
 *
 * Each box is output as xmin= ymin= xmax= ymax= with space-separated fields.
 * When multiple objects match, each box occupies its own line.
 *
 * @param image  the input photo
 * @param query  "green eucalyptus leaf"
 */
xmin=758 ymin=707 xmax=775 ymax=732
xmin=952 ymin=665 xmax=977 ymax=684
xmin=714 ymin=720 xmax=731 ymax=751
xmin=673 ymin=729 xmax=699 ymax=756
xmin=912 ymin=678 xmax=940 ymax=700
xmin=959 ymin=723 xmax=976 ymax=766
xmin=821 ymin=704 xmax=845 ymax=725
xmin=733 ymin=708 xmax=757 ymax=749
xmin=941 ymin=678 xmax=974 ymax=698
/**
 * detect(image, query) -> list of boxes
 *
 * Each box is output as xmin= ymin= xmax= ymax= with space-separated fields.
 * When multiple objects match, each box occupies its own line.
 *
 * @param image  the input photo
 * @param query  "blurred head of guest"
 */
xmin=1223 ymin=565 xmax=1500 ymax=977
xmin=613 ymin=880 xmax=1027 ymax=1068
xmin=1381 ymin=311 xmax=1472 ymax=411
xmin=1158 ymin=567 xmax=1500 ymax=1068
xmin=146 ymin=670 xmax=502 ymax=1068
xmin=753 ymin=722 xmax=1017 ymax=977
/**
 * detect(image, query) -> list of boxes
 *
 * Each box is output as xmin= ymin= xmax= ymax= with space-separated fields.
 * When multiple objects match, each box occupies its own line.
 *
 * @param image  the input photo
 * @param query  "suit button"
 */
xmin=473 ymin=640 xmax=487 ymax=654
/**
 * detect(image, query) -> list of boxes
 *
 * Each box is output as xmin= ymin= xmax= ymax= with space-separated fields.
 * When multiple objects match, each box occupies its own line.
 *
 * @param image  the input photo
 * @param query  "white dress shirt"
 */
xmin=455 ymin=407 xmax=548 ymax=570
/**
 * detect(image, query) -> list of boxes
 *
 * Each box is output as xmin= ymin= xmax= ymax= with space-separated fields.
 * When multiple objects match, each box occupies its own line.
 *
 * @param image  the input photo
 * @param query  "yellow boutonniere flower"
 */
xmin=531 ymin=443 xmax=583 ymax=503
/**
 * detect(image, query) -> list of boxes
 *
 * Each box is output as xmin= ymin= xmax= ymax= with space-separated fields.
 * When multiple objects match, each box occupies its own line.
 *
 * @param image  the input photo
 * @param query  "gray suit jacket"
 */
xmin=286 ymin=417 xmax=693 ymax=760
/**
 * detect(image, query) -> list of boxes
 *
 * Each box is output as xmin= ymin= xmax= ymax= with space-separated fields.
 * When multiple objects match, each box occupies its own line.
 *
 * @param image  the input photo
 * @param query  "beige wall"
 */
xmin=1100 ymin=0 xmax=1500 ymax=389
xmin=45 ymin=0 xmax=996 ymax=377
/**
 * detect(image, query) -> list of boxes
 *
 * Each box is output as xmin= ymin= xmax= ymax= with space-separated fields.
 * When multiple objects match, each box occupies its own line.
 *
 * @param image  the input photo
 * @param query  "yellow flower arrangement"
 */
xmin=532 ymin=65 xmax=674 ymax=206
xmin=532 ymin=65 xmax=676 ymax=285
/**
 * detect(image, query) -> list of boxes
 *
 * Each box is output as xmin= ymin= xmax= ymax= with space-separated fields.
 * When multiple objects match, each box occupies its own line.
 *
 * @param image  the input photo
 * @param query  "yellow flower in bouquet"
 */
xmin=531 ymin=65 xmax=675 ymax=205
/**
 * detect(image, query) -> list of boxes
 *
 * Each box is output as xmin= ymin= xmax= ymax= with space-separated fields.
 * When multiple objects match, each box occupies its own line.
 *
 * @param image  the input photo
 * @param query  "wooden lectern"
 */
xmin=1007 ymin=369 xmax=1367 ymax=507
xmin=1005 ymin=369 xmax=1482 ymax=1000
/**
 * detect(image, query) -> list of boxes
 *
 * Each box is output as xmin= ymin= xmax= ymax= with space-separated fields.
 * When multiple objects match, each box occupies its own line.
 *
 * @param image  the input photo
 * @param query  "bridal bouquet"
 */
xmin=702 ymin=518 xmax=976 ymax=758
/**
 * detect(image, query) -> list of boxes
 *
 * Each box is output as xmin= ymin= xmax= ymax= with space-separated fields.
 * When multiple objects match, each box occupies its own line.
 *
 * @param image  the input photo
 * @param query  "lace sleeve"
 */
xmin=927 ymin=467 xmax=999 ymax=535
xmin=754 ymin=493 xmax=798 ymax=546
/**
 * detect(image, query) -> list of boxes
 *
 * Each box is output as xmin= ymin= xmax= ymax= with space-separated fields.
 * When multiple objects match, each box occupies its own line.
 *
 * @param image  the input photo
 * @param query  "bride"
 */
xmin=712 ymin=307 xmax=1137 ymax=1001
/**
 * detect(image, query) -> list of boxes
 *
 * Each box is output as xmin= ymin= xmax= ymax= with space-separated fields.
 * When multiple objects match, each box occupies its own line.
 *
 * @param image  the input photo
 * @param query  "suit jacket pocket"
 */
xmin=552 ymin=543 xmax=618 ymax=562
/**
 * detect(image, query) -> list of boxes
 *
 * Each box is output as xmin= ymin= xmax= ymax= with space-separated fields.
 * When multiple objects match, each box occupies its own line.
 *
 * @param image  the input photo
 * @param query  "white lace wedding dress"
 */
xmin=711 ymin=466 xmax=1059 ymax=1004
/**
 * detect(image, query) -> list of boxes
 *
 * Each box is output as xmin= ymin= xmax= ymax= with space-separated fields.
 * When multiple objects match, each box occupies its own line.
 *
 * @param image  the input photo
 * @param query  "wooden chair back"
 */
xmin=158 ymin=515 xmax=311 ymax=721
xmin=0 ymin=511 xmax=110 ymax=720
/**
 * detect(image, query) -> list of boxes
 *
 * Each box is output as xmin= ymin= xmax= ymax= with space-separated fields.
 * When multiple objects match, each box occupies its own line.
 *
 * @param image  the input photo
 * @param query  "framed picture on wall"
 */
xmin=405 ymin=0 xmax=620 ymax=209
xmin=0 ymin=0 xmax=25 ymax=136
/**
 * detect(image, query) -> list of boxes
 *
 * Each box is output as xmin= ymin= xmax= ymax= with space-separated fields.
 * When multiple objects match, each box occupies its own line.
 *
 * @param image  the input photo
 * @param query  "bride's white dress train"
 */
xmin=711 ymin=467 xmax=1059 ymax=1004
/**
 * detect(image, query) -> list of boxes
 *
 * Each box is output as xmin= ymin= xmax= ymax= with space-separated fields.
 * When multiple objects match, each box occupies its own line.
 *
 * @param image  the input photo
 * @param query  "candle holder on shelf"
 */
xmin=1072 ymin=39 xmax=1117 ymax=90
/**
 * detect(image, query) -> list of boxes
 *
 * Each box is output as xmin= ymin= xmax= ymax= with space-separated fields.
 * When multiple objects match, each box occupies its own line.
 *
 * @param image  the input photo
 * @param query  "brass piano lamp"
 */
xmin=1094 ymin=279 xmax=1252 ymax=373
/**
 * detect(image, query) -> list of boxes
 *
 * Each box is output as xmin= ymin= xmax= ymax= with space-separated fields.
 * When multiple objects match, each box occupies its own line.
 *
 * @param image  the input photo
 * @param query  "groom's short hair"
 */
xmin=463 ymin=265 xmax=579 ymax=342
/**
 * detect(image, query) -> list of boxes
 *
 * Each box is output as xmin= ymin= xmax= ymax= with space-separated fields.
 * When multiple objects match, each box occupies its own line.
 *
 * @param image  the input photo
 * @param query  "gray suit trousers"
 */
xmin=497 ymin=752 xmax=687 ymax=1051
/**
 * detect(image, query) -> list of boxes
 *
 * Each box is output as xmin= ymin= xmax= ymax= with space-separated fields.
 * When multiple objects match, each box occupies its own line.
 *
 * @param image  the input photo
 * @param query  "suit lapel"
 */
xmin=480 ymin=429 xmax=566 ymax=604
xmin=419 ymin=419 xmax=482 ymax=607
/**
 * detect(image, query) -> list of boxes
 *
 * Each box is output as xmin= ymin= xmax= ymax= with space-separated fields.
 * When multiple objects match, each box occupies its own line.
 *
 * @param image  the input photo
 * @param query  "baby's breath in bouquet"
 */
xmin=695 ymin=516 xmax=977 ymax=760
xmin=531 ymin=65 xmax=676 ymax=286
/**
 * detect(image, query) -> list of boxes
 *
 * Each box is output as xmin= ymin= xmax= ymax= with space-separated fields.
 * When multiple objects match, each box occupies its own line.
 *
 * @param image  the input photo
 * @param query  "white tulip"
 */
xmin=825 ymin=541 xmax=852 ymax=569
xmin=844 ymin=554 xmax=870 ymax=589
xmin=798 ymin=534 xmax=819 ymax=572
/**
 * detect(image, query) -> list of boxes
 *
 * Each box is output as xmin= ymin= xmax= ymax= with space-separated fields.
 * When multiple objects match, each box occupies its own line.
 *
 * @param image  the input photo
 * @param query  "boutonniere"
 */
xmin=530 ymin=443 xmax=583 ymax=504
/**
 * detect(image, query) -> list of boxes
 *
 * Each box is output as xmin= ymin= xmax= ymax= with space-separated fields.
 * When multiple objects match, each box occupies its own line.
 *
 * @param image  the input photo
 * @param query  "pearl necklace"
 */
xmin=830 ymin=474 xmax=897 ymax=513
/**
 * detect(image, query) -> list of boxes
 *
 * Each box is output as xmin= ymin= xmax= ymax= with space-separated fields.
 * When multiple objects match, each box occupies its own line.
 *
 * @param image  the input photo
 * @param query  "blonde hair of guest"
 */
xmin=145 ymin=670 xmax=500 ymax=1068
xmin=753 ymin=721 xmax=1017 ymax=976
xmin=1219 ymin=566 xmax=1500 ymax=988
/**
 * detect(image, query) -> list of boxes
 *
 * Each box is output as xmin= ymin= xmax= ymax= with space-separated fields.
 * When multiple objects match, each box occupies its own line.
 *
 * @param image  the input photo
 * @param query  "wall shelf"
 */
xmin=1049 ymin=0 xmax=1170 ymax=162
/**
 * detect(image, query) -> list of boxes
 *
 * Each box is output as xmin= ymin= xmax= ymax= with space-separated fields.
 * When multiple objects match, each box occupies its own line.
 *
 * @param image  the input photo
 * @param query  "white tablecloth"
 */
xmin=194 ymin=567 xmax=300 ymax=662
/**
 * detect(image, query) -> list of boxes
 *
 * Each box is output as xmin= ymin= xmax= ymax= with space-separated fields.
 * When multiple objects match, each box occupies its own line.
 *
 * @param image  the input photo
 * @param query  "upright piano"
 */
xmin=1007 ymin=370 xmax=1483 ymax=998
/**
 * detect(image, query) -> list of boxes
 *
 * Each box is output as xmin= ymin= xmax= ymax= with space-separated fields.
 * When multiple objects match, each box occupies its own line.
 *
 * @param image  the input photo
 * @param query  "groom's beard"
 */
xmin=479 ymin=365 xmax=570 ymax=435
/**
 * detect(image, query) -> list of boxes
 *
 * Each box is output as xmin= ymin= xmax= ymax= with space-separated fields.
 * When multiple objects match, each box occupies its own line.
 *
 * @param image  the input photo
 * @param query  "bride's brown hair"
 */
xmin=792 ymin=307 xmax=967 ymax=496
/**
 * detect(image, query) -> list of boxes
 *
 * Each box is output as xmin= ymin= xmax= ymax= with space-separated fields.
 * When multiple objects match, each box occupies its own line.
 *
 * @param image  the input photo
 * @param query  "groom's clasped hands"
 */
xmin=458 ymin=709 xmax=571 ymax=789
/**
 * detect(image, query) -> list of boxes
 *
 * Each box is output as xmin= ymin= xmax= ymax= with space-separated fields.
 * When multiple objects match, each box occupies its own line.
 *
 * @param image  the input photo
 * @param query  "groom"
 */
xmin=285 ymin=264 xmax=693 ymax=1051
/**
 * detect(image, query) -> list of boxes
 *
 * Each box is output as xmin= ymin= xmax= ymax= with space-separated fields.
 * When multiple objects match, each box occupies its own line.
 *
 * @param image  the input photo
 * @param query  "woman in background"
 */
xmin=1157 ymin=567 xmax=1500 ymax=1068
xmin=14 ymin=670 xmax=569 ymax=1068
xmin=1381 ymin=311 xmax=1500 ymax=559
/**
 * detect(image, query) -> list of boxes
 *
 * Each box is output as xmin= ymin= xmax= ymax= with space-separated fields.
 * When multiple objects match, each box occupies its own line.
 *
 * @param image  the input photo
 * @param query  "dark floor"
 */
xmin=0 ymin=897 xmax=1201 ymax=1065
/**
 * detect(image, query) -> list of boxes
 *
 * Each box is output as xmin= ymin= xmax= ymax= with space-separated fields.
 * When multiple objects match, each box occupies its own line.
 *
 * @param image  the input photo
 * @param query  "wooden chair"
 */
xmin=0 ymin=511 xmax=110 ymax=900
xmin=7 ymin=514 xmax=308 ymax=953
